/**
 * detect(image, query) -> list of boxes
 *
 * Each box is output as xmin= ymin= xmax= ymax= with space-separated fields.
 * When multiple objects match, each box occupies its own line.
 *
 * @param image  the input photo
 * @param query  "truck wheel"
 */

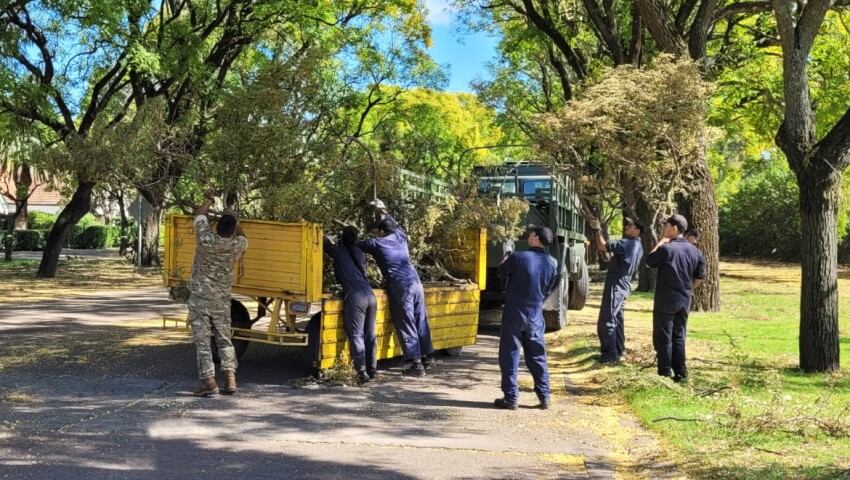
xmin=212 ymin=299 xmax=252 ymax=363
xmin=568 ymin=260 xmax=589 ymax=310
xmin=544 ymin=309 xmax=565 ymax=332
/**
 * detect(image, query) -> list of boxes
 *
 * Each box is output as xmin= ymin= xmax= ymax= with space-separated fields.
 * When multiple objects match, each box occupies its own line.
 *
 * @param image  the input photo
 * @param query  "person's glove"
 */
xmin=588 ymin=218 xmax=601 ymax=230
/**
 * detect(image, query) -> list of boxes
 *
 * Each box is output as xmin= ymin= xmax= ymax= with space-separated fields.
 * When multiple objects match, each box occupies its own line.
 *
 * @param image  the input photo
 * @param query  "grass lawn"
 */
xmin=548 ymin=259 xmax=850 ymax=479
xmin=0 ymin=258 xmax=162 ymax=304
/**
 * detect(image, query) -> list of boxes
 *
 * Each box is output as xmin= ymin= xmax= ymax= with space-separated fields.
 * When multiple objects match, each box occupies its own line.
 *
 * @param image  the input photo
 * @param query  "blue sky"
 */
xmin=424 ymin=0 xmax=500 ymax=93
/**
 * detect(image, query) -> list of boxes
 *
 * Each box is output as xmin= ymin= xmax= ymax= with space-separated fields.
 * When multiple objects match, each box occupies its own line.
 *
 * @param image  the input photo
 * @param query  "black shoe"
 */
xmin=422 ymin=355 xmax=438 ymax=370
xmin=367 ymin=369 xmax=379 ymax=380
xmin=356 ymin=370 xmax=371 ymax=385
xmin=494 ymin=398 xmax=518 ymax=410
xmin=402 ymin=362 xmax=426 ymax=377
xmin=538 ymin=397 xmax=551 ymax=410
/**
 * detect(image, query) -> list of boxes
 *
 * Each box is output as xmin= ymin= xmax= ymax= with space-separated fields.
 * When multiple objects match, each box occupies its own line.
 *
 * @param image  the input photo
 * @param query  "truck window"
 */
xmin=478 ymin=178 xmax=517 ymax=194
xmin=521 ymin=179 xmax=551 ymax=197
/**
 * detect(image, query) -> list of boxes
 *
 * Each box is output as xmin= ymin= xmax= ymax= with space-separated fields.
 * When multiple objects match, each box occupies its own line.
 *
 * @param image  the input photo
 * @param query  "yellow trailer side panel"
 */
xmin=163 ymin=215 xmax=323 ymax=302
xmin=440 ymin=228 xmax=488 ymax=290
xmin=318 ymin=285 xmax=480 ymax=369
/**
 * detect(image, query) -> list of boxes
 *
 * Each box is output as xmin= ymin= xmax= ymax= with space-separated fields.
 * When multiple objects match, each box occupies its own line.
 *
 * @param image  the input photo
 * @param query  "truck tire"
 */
xmin=568 ymin=260 xmax=589 ymax=310
xmin=544 ymin=274 xmax=568 ymax=332
xmin=212 ymin=299 xmax=252 ymax=363
xmin=543 ymin=309 xmax=565 ymax=331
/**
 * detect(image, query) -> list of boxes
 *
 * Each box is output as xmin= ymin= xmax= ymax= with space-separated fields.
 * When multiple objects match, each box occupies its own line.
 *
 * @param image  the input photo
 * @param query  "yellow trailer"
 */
xmin=163 ymin=215 xmax=487 ymax=372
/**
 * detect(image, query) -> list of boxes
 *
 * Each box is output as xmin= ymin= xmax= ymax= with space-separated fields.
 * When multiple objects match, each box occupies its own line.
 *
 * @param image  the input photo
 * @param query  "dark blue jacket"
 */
xmin=645 ymin=237 xmax=705 ymax=313
xmin=499 ymin=248 xmax=559 ymax=328
xmin=357 ymin=215 xmax=421 ymax=293
xmin=324 ymin=237 xmax=372 ymax=295
xmin=604 ymin=238 xmax=643 ymax=295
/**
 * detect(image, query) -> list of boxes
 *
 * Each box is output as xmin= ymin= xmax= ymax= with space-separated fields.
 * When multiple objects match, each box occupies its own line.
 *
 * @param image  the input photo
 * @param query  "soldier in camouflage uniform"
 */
xmin=189 ymin=194 xmax=248 ymax=397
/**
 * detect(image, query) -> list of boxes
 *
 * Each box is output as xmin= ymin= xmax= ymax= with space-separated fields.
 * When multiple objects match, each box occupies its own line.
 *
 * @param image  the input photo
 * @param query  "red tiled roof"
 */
xmin=1 ymin=171 xmax=64 ymax=206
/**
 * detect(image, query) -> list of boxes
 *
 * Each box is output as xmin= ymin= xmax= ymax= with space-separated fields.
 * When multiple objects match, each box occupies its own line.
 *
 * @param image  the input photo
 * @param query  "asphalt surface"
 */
xmin=0 ymin=288 xmax=629 ymax=479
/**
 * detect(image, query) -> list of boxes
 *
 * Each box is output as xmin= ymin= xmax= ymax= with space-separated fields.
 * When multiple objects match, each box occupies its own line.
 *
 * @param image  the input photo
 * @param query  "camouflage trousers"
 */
xmin=188 ymin=296 xmax=237 ymax=380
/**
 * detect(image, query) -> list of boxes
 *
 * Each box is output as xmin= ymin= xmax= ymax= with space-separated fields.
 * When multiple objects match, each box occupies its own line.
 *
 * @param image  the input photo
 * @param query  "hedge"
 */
xmin=13 ymin=229 xmax=42 ymax=251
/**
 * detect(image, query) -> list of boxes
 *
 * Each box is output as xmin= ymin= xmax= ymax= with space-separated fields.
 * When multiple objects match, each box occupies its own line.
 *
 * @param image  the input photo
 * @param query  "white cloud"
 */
xmin=425 ymin=0 xmax=454 ymax=25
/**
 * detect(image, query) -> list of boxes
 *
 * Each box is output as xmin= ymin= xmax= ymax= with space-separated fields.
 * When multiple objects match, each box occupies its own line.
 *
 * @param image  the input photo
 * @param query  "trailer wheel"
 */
xmin=297 ymin=313 xmax=322 ymax=378
xmin=212 ymin=299 xmax=252 ymax=363
xmin=568 ymin=260 xmax=589 ymax=310
xmin=443 ymin=347 xmax=463 ymax=357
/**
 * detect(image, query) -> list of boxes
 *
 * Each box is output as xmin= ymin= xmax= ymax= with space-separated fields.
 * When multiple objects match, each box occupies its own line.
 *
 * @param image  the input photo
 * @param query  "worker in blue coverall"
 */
xmin=494 ymin=226 xmax=559 ymax=410
xmin=646 ymin=214 xmax=705 ymax=383
xmin=358 ymin=199 xmax=435 ymax=377
xmin=589 ymin=216 xmax=644 ymax=364
xmin=324 ymin=226 xmax=378 ymax=385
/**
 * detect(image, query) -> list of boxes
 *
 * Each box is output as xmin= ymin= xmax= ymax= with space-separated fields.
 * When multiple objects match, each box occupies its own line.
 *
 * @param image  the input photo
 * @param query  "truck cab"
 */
xmin=475 ymin=163 xmax=589 ymax=331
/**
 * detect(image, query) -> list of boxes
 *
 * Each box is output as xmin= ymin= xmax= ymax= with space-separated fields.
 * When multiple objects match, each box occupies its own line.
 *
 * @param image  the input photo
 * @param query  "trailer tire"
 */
xmin=568 ymin=260 xmax=589 ymax=310
xmin=212 ymin=299 xmax=252 ymax=364
xmin=443 ymin=347 xmax=463 ymax=357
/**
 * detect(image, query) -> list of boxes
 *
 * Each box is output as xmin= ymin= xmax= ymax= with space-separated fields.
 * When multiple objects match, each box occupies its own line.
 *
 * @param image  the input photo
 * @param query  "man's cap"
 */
xmin=665 ymin=214 xmax=688 ymax=233
xmin=532 ymin=226 xmax=555 ymax=246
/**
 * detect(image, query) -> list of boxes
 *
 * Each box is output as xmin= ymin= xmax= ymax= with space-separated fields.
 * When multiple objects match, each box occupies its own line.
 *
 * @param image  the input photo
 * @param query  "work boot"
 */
xmin=356 ymin=370 xmax=371 ymax=385
xmin=193 ymin=378 xmax=219 ymax=397
xmin=223 ymin=371 xmax=237 ymax=395
xmin=402 ymin=361 xmax=426 ymax=377
xmin=493 ymin=398 xmax=518 ymax=410
xmin=422 ymin=355 xmax=438 ymax=370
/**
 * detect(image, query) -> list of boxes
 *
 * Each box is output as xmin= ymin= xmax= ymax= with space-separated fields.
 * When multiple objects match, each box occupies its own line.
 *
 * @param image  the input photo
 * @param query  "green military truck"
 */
xmin=474 ymin=163 xmax=589 ymax=331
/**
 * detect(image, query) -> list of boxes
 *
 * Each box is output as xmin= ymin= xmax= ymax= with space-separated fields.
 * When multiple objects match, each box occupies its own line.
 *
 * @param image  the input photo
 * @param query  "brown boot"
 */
xmin=193 ymin=378 xmax=219 ymax=397
xmin=223 ymin=371 xmax=237 ymax=395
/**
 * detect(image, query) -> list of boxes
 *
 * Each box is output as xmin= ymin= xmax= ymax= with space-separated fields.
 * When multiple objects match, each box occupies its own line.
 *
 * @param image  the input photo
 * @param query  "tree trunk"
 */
xmin=141 ymin=206 xmax=163 ymax=267
xmin=37 ymin=181 xmax=96 ymax=278
xmin=4 ymin=222 xmax=12 ymax=262
xmin=797 ymin=174 xmax=841 ymax=372
xmin=13 ymin=202 xmax=27 ymax=229
xmin=138 ymin=186 xmax=167 ymax=267
xmin=686 ymin=158 xmax=721 ymax=311
xmin=117 ymin=190 xmax=129 ymax=256
xmin=13 ymin=163 xmax=32 ymax=230
xmin=635 ymin=198 xmax=657 ymax=292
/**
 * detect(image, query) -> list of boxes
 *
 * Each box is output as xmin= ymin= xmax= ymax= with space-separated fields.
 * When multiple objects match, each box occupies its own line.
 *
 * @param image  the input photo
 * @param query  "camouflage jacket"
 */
xmin=188 ymin=215 xmax=248 ymax=303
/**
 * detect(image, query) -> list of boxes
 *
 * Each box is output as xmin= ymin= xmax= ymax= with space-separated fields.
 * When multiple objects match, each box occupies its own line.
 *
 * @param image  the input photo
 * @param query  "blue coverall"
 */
xmin=324 ymin=238 xmax=378 ymax=373
xmin=498 ymin=247 xmax=559 ymax=404
xmin=358 ymin=216 xmax=433 ymax=362
xmin=645 ymin=238 xmax=705 ymax=378
xmin=597 ymin=238 xmax=643 ymax=362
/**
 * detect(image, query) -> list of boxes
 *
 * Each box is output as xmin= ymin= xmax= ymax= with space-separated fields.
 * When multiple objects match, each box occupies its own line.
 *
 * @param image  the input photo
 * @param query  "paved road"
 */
xmin=12 ymin=248 xmax=123 ymax=261
xmin=0 ymin=289 xmax=642 ymax=479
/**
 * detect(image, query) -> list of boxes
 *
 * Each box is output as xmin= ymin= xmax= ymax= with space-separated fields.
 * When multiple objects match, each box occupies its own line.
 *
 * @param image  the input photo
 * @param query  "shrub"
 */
xmin=28 ymin=211 xmax=57 ymax=230
xmin=13 ymin=229 xmax=42 ymax=251
xmin=76 ymin=225 xmax=113 ymax=249
xmin=719 ymin=165 xmax=801 ymax=261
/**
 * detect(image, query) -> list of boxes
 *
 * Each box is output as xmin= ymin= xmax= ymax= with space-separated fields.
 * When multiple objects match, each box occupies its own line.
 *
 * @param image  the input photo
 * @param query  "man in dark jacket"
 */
xmin=494 ymin=226 xmax=559 ymax=410
xmin=646 ymin=214 xmax=705 ymax=383
xmin=590 ymin=217 xmax=644 ymax=364
xmin=325 ymin=226 xmax=378 ymax=384
xmin=358 ymin=200 xmax=435 ymax=377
